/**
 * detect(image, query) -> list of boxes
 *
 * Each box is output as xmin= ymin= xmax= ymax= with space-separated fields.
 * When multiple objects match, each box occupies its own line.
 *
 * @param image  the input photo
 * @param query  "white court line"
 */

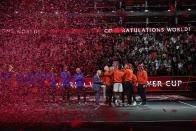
xmin=178 ymin=101 xmax=196 ymax=108
xmin=71 ymin=120 xmax=194 ymax=123
xmin=94 ymin=105 xmax=100 ymax=110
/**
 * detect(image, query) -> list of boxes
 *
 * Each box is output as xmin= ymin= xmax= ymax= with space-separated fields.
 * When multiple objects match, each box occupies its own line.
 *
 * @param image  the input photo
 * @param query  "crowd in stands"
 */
xmin=0 ymin=0 xmax=195 ymax=77
xmin=1 ymin=31 xmax=196 ymax=76
xmin=106 ymin=32 xmax=196 ymax=76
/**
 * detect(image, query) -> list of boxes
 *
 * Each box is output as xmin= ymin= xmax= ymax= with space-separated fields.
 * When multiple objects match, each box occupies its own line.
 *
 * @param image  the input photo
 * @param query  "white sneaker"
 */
xmin=115 ymin=100 xmax=119 ymax=107
xmin=132 ymin=101 xmax=137 ymax=106
xmin=115 ymin=100 xmax=118 ymax=105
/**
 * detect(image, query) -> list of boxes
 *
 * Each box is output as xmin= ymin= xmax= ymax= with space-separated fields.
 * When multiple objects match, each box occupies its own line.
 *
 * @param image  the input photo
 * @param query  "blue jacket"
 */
xmin=49 ymin=75 xmax=57 ymax=88
xmin=46 ymin=72 xmax=57 ymax=88
xmin=92 ymin=74 xmax=103 ymax=91
xmin=25 ymin=72 xmax=35 ymax=86
xmin=74 ymin=73 xmax=84 ymax=88
xmin=60 ymin=71 xmax=71 ymax=88
xmin=1 ymin=72 xmax=11 ymax=81
xmin=35 ymin=72 xmax=46 ymax=86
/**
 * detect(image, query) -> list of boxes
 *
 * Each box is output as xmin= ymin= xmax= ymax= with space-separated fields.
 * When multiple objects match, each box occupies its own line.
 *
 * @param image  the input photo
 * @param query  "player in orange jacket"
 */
xmin=137 ymin=64 xmax=148 ymax=105
xmin=113 ymin=64 xmax=124 ymax=106
xmin=132 ymin=73 xmax=137 ymax=104
xmin=104 ymin=66 xmax=113 ymax=106
xmin=122 ymin=63 xmax=133 ymax=105
xmin=122 ymin=63 xmax=137 ymax=106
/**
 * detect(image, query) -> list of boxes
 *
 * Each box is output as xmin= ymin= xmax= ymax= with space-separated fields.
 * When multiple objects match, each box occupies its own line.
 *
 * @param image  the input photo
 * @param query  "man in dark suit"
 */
xmin=92 ymin=70 xmax=104 ymax=105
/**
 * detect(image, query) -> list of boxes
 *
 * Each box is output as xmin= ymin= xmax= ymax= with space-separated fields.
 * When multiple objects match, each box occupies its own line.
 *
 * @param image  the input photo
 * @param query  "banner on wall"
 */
xmin=103 ymin=27 xmax=192 ymax=33
xmin=0 ymin=26 xmax=194 ymax=35
xmin=0 ymin=73 xmax=193 ymax=92
xmin=81 ymin=76 xmax=193 ymax=92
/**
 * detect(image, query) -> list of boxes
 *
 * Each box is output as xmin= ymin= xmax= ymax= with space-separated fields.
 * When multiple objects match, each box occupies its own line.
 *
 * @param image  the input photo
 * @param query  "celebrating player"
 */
xmin=113 ymin=64 xmax=124 ymax=106
xmin=60 ymin=65 xmax=71 ymax=103
xmin=137 ymin=64 xmax=148 ymax=105
xmin=123 ymin=63 xmax=136 ymax=106
xmin=103 ymin=66 xmax=113 ymax=106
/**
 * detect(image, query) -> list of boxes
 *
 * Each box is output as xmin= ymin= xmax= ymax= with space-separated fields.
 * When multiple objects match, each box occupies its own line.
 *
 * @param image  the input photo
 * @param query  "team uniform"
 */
xmin=131 ymin=74 xmax=137 ymax=102
xmin=113 ymin=69 xmax=124 ymax=93
xmin=1 ymin=72 xmax=12 ymax=104
xmin=137 ymin=69 xmax=148 ymax=105
xmin=74 ymin=72 xmax=86 ymax=103
xmin=49 ymin=72 xmax=57 ymax=102
xmin=103 ymin=71 xmax=113 ymax=105
xmin=60 ymin=71 xmax=71 ymax=102
xmin=122 ymin=68 xmax=134 ymax=104
xmin=36 ymin=72 xmax=46 ymax=102
xmin=112 ymin=68 xmax=124 ymax=106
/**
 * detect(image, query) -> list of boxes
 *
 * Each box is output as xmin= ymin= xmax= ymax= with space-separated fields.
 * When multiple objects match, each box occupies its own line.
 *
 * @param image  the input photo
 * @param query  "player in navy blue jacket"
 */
xmin=60 ymin=66 xmax=71 ymax=102
xmin=74 ymin=68 xmax=86 ymax=104
xmin=45 ymin=67 xmax=57 ymax=102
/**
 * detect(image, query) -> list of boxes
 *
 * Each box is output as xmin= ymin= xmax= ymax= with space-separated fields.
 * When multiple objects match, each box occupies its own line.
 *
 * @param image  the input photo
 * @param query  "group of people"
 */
xmin=0 ymin=65 xmax=87 ymax=104
xmin=92 ymin=63 xmax=148 ymax=106
xmin=42 ymin=66 xmax=88 ymax=103
xmin=1 ymin=63 xmax=148 ymax=107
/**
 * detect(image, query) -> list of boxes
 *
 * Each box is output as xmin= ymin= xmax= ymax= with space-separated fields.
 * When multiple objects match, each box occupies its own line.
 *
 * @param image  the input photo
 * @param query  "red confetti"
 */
xmin=169 ymin=4 xmax=175 ymax=12
xmin=71 ymin=119 xmax=81 ymax=127
xmin=192 ymin=119 xmax=196 ymax=125
xmin=171 ymin=109 xmax=177 ymax=112
xmin=122 ymin=112 xmax=129 ymax=116
xmin=32 ymin=87 xmax=38 ymax=93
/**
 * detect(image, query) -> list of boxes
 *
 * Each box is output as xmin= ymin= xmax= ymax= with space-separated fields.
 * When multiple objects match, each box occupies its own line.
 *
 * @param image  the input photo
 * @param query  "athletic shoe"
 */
xmin=132 ymin=101 xmax=137 ymax=106
xmin=138 ymin=102 xmax=142 ymax=105
xmin=115 ymin=100 xmax=119 ymax=107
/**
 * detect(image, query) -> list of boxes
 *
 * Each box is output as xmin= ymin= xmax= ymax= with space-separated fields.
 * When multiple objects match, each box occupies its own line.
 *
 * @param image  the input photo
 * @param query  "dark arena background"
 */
xmin=0 ymin=0 xmax=196 ymax=131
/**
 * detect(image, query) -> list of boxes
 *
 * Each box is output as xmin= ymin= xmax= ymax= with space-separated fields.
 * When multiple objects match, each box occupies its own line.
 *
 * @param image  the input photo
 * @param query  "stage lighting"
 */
xmin=145 ymin=9 xmax=148 ymax=12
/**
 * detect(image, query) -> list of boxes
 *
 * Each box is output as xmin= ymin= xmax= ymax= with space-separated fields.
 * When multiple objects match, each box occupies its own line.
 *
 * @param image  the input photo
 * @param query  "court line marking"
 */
xmin=178 ymin=101 xmax=196 ymax=108
xmin=65 ymin=120 xmax=195 ymax=123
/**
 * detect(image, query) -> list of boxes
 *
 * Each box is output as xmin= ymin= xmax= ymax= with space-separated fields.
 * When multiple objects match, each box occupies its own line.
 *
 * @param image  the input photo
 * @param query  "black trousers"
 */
xmin=50 ymin=87 xmax=56 ymax=101
xmin=122 ymin=81 xmax=134 ymax=104
xmin=106 ymin=86 xmax=113 ymax=105
xmin=77 ymin=87 xmax=86 ymax=102
xmin=138 ymin=84 xmax=146 ymax=103
xmin=62 ymin=87 xmax=70 ymax=102
xmin=130 ymin=82 xmax=136 ymax=102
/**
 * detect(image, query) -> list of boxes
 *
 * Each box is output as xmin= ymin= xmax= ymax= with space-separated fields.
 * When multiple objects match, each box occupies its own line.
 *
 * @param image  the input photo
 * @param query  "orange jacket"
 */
xmin=124 ymin=69 xmax=133 ymax=82
xmin=137 ymin=70 xmax=148 ymax=84
xmin=132 ymin=74 xmax=137 ymax=83
xmin=104 ymin=71 xmax=113 ymax=86
xmin=121 ymin=69 xmax=125 ymax=83
xmin=113 ymin=69 xmax=124 ymax=83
